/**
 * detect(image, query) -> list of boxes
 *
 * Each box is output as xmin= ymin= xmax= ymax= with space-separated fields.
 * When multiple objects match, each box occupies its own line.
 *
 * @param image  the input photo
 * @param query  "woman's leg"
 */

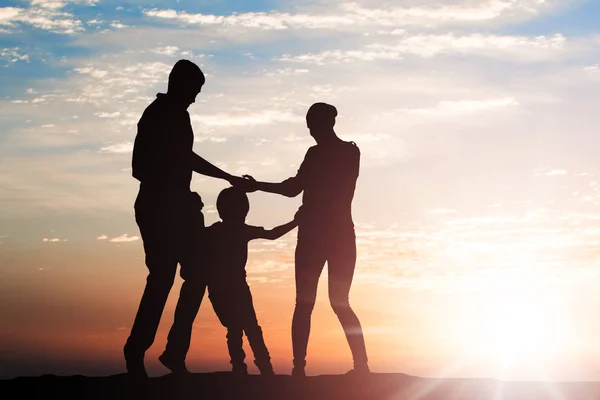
xmin=327 ymin=232 xmax=368 ymax=369
xmin=292 ymin=237 xmax=327 ymax=370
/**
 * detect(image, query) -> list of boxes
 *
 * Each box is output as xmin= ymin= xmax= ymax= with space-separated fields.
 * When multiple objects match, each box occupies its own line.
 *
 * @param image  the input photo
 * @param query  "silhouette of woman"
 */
xmin=246 ymin=102 xmax=369 ymax=376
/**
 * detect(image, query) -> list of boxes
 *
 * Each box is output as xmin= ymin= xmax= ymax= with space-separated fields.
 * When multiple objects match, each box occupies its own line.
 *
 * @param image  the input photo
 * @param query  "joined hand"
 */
xmin=228 ymin=174 xmax=257 ymax=192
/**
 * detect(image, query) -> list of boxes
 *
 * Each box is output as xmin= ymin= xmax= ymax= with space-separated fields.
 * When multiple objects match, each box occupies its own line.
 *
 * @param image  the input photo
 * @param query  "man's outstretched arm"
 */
xmin=192 ymin=152 xmax=241 ymax=184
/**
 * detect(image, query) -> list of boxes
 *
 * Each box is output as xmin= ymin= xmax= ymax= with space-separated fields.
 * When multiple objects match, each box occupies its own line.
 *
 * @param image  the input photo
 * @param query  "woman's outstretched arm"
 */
xmin=243 ymin=175 xmax=303 ymax=198
xmin=243 ymin=147 xmax=312 ymax=197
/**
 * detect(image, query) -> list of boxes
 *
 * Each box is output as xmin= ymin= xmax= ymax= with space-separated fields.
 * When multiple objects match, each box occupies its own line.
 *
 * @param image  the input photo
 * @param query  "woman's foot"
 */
xmin=345 ymin=362 xmax=370 ymax=376
xmin=291 ymin=365 xmax=306 ymax=378
xmin=232 ymin=363 xmax=249 ymax=377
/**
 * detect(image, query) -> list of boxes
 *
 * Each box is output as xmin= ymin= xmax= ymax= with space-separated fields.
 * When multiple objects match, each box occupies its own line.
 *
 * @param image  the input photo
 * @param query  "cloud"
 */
xmin=143 ymin=8 xmax=356 ymax=30
xmin=401 ymin=97 xmax=519 ymax=117
xmin=191 ymin=110 xmax=303 ymax=127
xmin=99 ymin=142 xmax=133 ymax=153
xmin=143 ymin=1 xmax=561 ymax=32
xmin=370 ymin=33 xmax=567 ymax=59
xmin=0 ymin=0 xmax=98 ymax=35
xmin=152 ymin=46 xmax=180 ymax=56
xmin=69 ymin=61 xmax=171 ymax=105
xmin=96 ymin=234 xmax=107 ymax=240
xmin=259 ymin=68 xmax=310 ymax=77
xmin=43 ymin=237 xmax=67 ymax=242
xmin=429 ymin=209 xmax=458 ymax=216
xmin=277 ymin=34 xmax=568 ymax=64
xmin=109 ymin=234 xmax=139 ymax=242
xmin=94 ymin=111 xmax=121 ymax=118
xmin=533 ymin=168 xmax=568 ymax=177
xmin=277 ymin=49 xmax=404 ymax=64
xmin=0 ymin=47 xmax=30 ymax=64
xmin=110 ymin=21 xmax=127 ymax=29
xmin=74 ymin=66 xmax=108 ymax=79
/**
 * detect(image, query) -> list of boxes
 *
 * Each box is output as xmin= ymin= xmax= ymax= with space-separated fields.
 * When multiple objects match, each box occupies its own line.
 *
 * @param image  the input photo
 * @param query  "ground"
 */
xmin=2 ymin=372 xmax=600 ymax=399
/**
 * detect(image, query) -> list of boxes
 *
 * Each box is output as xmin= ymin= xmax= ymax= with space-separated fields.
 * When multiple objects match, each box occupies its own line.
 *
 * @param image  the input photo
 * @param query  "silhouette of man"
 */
xmin=245 ymin=102 xmax=369 ymax=376
xmin=124 ymin=59 xmax=246 ymax=378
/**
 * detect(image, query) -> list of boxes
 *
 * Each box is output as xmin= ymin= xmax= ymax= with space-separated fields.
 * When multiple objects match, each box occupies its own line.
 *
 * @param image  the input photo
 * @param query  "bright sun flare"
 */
xmin=460 ymin=270 xmax=573 ymax=376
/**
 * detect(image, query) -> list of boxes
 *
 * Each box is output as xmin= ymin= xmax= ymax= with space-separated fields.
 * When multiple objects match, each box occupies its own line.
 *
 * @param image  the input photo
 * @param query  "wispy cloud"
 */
xmin=94 ymin=111 xmax=121 ymax=118
xmin=534 ymin=168 xmax=568 ymax=177
xmin=401 ymin=97 xmax=519 ymax=117
xmin=99 ymin=142 xmax=133 ymax=154
xmin=0 ymin=0 xmax=98 ymax=35
xmin=109 ymin=234 xmax=139 ymax=242
xmin=144 ymin=1 xmax=562 ymax=32
xmin=42 ymin=237 xmax=67 ymax=242
xmin=191 ymin=110 xmax=302 ymax=127
xmin=277 ymin=34 xmax=567 ymax=64
xmin=0 ymin=47 xmax=30 ymax=64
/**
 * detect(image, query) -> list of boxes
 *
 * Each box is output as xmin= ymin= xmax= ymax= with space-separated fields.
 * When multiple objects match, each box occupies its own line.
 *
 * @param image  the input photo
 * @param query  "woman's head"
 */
xmin=306 ymin=102 xmax=337 ymax=143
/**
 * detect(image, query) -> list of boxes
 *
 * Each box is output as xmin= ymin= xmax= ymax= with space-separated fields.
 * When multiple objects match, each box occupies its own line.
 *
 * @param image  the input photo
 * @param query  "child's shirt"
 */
xmin=205 ymin=221 xmax=266 ymax=286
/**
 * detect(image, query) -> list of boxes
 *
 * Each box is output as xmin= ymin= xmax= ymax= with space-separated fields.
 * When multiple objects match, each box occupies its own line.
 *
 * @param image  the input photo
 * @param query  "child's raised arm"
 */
xmin=258 ymin=219 xmax=298 ymax=240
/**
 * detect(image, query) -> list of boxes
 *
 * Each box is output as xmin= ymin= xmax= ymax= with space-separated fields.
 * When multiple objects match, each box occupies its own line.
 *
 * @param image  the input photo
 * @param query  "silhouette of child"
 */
xmin=205 ymin=187 xmax=298 ymax=376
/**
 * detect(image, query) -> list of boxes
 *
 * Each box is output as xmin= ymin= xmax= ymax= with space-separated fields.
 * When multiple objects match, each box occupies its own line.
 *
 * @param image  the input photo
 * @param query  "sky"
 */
xmin=2 ymin=0 xmax=600 ymax=382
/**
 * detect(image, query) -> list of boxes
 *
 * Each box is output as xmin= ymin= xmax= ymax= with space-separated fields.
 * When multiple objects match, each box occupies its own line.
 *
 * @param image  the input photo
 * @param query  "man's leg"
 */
xmin=124 ymin=199 xmax=179 ymax=377
xmin=160 ymin=279 xmax=206 ymax=372
xmin=160 ymin=194 xmax=208 ymax=372
xmin=124 ymin=252 xmax=178 ymax=376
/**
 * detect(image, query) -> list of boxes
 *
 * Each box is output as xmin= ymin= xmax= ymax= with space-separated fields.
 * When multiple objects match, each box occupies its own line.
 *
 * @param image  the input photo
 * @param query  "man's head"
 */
xmin=167 ymin=60 xmax=205 ymax=108
xmin=217 ymin=187 xmax=250 ymax=223
xmin=306 ymin=102 xmax=337 ymax=144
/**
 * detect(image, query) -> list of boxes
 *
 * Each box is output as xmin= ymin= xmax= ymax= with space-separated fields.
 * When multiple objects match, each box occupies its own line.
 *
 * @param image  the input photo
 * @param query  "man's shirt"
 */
xmin=132 ymin=93 xmax=194 ymax=193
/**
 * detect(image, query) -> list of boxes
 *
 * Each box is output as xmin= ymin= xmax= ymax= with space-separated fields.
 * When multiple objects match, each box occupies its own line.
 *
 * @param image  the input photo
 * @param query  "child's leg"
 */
xmin=226 ymin=327 xmax=247 ymax=373
xmin=245 ymin=324 xmax=274 ymax=375
xmin=239 ymin=284 xmax=273 ymax=374
xmin=210 ymin=289 xmax=248 ymax=372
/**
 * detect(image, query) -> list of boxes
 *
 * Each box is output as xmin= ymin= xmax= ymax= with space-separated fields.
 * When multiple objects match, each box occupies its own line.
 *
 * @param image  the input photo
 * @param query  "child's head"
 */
xmin=216 ymin=187 xmax=249 ymax=223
